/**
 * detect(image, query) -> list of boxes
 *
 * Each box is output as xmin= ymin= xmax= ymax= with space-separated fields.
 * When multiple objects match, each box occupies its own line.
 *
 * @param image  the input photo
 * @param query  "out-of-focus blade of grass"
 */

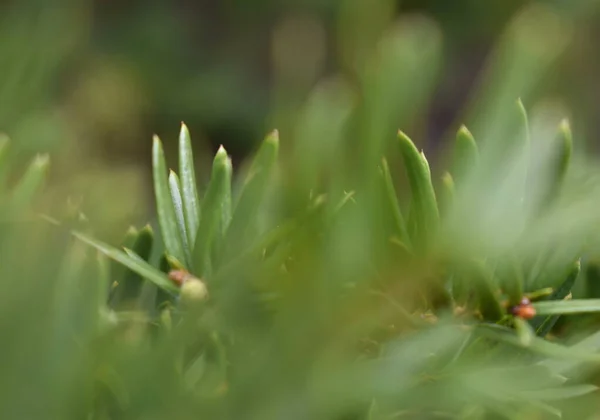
xmin=179 ymin=123 xmax=201 ymax=247
xmin=6 ymin=154 xmax=49 ymax=216
xmin=438 ymin=172 xmax=455 ymax=219
xmin=539 ymin=329 xmax=600 ymax=378
xmin=451 ymin=125 xmax=478 ymax=189
xmin=74 ymin=231 xmax=179 ymax=295
xmin=336 ymin=0 xmax=395 ymax=76
xmin=224 ymin=131 xmax=278 ymax=260
xmin=290 ymin=78 xmax=354 ymax=203
xmin=440 ymin=6 xmax=575 ymax=263
xmin=193 ymin=146 xmax=232 ymax=277
xmin=311 ymin=324 xmax=468 ymax=417
xmin=358 ymin=15 xmax=441 ymax=182
xmin=153 ymin=135 xmax=187 ymax=267
xmin=440 ymin=118 xmax=600 ymax=266
xmin=461 ymin=4 xmax=572 ymax=150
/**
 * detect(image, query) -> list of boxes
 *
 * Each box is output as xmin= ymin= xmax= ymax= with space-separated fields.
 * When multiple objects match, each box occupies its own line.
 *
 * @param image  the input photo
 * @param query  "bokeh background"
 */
xmin=3 ymin=0 xmax=600 ymax=236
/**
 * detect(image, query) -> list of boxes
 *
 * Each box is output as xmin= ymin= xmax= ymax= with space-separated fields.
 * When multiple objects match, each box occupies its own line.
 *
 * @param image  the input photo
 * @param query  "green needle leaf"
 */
xmin=73 ymin=231 xmax=179 ymax=295
xmin=544 ymin=118 xmax=573 ymax=205
xmin=397 ymin=130 xmax=439 ymax=250
xmin=380 ymin=158 xmax=410 ymax=248
xmin=533 ymin=299 xmax=600 ymax=316
xmin=179 ymin=123 xmax=201 ymax=246
xmin=169 ymin=170 xmax=191 ymax=258
xmin=451 ymin=125 xmax=479 ymax=188
xmin=193 ymin=145 xmax=232 ymax=277
xmin=153 ymin=135 xmax=187 ymax=267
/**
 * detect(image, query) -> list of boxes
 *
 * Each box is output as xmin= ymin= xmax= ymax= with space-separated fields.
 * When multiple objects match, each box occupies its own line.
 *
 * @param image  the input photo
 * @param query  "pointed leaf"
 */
xmin=451 ymin=125 xmax=478 ymax=187
xmin=533 ymin=299 xmax=600 ymax=316
xmin=179 ymin=123 xmax=201 ymax=246
xmin=397 ymin=131 xmax=439 ymax=250
xmin=169 ymin=170 xmax=191 ymax=259
xmin=153 ymin=135 xmax=187 ymax=266
xmin=193 ymin=146 xmax=232 ymax=276
xmin=380 ymin=158 xmax=410 ymax=247
xmin=73 ymin=231 xmax=178 ymax=295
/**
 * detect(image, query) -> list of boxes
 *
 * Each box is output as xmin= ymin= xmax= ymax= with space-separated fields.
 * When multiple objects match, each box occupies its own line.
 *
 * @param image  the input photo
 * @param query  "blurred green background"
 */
xmin=2 ymin=0 xmax=600 ymax=235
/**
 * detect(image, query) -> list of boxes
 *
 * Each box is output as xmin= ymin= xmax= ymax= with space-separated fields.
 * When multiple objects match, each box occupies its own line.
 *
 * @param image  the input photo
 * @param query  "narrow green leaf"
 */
xmin=397 ymin=130 xmax=439 ymax=250
xmin=73 ymin=231 xmax=179 ymax=295
xmin=193 ymin=146 xmax=232 ymax=277
xmin=179 ymin=123 xmax=201 ymax=246
xmin=169 ymin=170 xmax=191 ymax=257
xmin=533 ymin=299 xmax=600 ymax=316
xmin=546 ymin=118 xmax=572 ymax=204
xmin=451 ymin=125 xmax=479 ymax=187
xmin=7 ymin=154 xmax=49 ymax=215
xmin=555 ymin=119 xmax=572 ymax=183
xmin=226 ymin=130 xmax=279 ymax=257
xmin=379 ymin=158 xmax=410 ymax=247
xmin=153 ymin=135 xmax=187 ymax=266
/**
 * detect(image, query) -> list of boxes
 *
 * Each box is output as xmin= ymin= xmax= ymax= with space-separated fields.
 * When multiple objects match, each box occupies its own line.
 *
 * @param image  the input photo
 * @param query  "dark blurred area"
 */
xmin=1 ymin=0 xmax=600 ymax=234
